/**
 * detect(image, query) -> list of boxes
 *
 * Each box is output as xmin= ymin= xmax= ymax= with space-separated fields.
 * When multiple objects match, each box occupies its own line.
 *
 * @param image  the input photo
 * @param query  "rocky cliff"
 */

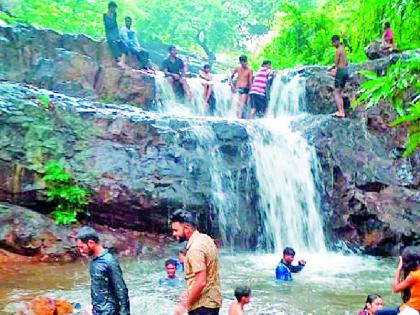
xmin=0 ymin=23 xmax=418 ymax=257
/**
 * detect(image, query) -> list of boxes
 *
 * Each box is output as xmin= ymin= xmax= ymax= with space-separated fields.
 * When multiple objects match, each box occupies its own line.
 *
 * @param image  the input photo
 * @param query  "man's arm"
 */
xmin=248 ymin=70 xmax=253 ymax=87
xmin=119 ymin=27 xmax=129 ymax=45
xmin=186 ymin=269 xmax=207 ymax=307
xmin=289 ymin=264 xmax=304 ymax=273
xmin=133 ymin=31 xmax=141 ymax=50
xmin=108 ymin=260 xmax=130 ymax=315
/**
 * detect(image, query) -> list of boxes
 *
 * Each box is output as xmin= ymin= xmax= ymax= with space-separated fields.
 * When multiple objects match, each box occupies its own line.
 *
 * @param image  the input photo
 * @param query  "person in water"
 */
xmin=76 ymin=226 xmax=130 ymax=315
xmin=159 ymin=259 xmax=184 ymax=287
xmin=230 ymin=55 xmax=253 ymax=119
xmin=248 ymin=60 xmax=275 ymax=119
xmin=171 ymin=209 xmax=222 ymax=315
xmin=382 ymin=22 xmax=396 ymax=50
xmin=103 ymin=1 xmax=128 ymax=69
xmin=376 ymin=246 xmax=420 ymax=315
xmin=162 ymin=46 xmax=191 ymax=99
xmin=275 ymin=247 xmax=306 ymax=281
xmin=199 ymin=64 xmax=216 ymax=115
xmin=119 ymin=16 xmax=152 ymax=71
xmin=228 ymin=286 xmax=251 ymax=315
xmin=327 ymin=34 xmax=349 ymax=118
xmin=357 ymin=294 xmax=383 ymax=315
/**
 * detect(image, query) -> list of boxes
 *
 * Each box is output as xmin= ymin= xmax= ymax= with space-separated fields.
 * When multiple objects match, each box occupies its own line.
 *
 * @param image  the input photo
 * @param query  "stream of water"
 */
xmin=0 ymin=72 xmax=402 ymax=314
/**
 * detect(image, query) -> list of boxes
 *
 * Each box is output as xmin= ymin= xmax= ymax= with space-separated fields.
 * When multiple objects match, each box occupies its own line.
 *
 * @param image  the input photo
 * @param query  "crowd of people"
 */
xmin=75 ymin=210 xmax=419 ymax=315
xmin=103 ymin=1 xmax=399 ymax=121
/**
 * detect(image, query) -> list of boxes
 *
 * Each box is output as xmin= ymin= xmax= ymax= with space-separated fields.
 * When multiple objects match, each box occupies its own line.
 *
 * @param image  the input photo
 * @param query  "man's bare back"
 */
xmin=235 ymin=66 xmax=253 ymax=88
xmin=335 ymin=45 xmax=347 ymax=69
xmin=228 ymin=301 xmax=244 ymax=315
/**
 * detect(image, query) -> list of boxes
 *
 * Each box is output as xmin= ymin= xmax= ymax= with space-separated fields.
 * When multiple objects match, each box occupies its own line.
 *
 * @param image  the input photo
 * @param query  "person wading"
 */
xmin=170 ymin=210 xmax=222 ymax=315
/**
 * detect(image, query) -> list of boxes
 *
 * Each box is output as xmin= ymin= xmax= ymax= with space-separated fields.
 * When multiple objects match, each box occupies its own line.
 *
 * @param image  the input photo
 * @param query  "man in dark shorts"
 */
xmin=162 ymin=46 xmax=191 ymax=99
xmin=328 ymin=35 xmax=348 ymax=118
xmin=249 ymin=60 xmax=275 ymax=119
xmin=103 ymin=1 xmax=128 ymax=68
xmin=230 ymin=55 xmax=253 ymax=118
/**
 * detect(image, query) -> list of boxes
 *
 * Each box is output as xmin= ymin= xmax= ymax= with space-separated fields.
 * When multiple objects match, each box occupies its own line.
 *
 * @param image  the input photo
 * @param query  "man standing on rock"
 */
xmin=230 ymin=55 xmax=253 ymax=119
xmin=76 ymin=226 xmax=130 ymax=315
xmin=328 ymin=35 xmax=349 ymax=118
xmin=171 ymin=209 xmax=222 ymax=315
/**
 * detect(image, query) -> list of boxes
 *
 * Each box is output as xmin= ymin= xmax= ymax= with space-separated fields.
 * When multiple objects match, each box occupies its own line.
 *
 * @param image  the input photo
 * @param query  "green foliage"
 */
xmin=261 ymin=0 xmax=420 ymax=69
xmin=353 ymin=57 xmax=420 ymax=156
xmin=36 ymin=94 xmax=50 ymax=109
xmin=43 ymin=160 xmax=89 ymax=224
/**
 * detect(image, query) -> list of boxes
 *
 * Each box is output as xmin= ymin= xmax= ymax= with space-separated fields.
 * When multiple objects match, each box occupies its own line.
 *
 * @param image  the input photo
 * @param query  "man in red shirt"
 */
xmin=248 ymin=60 xmax=275 ymax=119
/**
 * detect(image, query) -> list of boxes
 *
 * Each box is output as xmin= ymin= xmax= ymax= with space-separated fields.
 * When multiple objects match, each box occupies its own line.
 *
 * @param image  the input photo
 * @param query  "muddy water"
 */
xmin=0 ymin=252 xmax=401 ymax=315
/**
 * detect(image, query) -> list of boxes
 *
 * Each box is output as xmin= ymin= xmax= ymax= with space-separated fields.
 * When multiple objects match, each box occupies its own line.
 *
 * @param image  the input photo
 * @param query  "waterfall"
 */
xmin=155 ymin=70 xmax=326 ymax=253
xmin=249 ymin=70 xmax=326 ymax=253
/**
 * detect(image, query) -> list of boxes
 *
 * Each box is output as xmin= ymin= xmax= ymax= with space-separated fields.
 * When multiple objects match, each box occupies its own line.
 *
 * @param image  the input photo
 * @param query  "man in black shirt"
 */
xmin=76 ymin=227 xmax=130 ymax=315
xmin=162 ymin=46 xmax=191 ymax=99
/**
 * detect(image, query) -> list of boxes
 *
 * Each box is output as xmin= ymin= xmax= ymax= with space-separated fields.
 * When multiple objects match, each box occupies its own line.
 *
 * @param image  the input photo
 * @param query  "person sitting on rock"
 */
xmin=119 ymin=16 xmax=153 ymax=72
xmin=275 ymin=247 xmax=306 ymax=281
xmin=159 ymin=258 xmax=184 ymax=287
xmin=162 ymin=46 xmax=191 ymax=99
xmin=103 ymin=1 xmax=129 ymax=69
xmin=357 ymin=294 xmax=383 ymax=315
xmin=228 ymin=286 xmax=252 ymax=315
xmin=382 ymin=22 xmax=396 ymax=51
xmin=198 ymin=64 xmax=216 ymax=115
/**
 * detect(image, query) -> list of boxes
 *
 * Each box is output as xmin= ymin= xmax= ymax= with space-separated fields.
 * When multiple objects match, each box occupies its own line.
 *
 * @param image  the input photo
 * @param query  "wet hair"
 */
xmin=262 ymin=60 xmax=271 ymax=67
xmin=203 ymin=64 xmax=210 ymax=70
xmin=331 ymin=35 xmax=340 ymax=42
xmin=239 ymin=55 xmax=248 ymax=63
xmin=125 ymin=16 xmax=132 ymax=21
xmin=283 ymin=247 xmax=296 ymax=256
xmin=364 ymin=294 xmax=381 ymax=310
xmin=76 ymin=226 xmax=99 ymax=244
xmin=384 ymin=22 xmax=391 ymax=28
xmin=165 ymin=258 xmax=178 ymax=267
xmin=170 ymin=209 xmax=197 ymax=227
xmin=234 ymin=286 xmax=251 ymax=301
xmin=401 ymin=246 xmax=420 ymax=302
xmin=108 ymin=1 xmax=117 ymax=9
xmin=168 ymin=45 xmax=176 ymax=52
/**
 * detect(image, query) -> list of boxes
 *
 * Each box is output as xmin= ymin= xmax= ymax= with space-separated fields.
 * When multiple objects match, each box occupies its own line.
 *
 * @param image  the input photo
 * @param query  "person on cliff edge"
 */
xmin=170 ymin=209 xmax=222 ymax=315
xmin=76 ymin=226 xmax=130 ymax=315
xmin=327 ymin=34 xmax=348 ymax=118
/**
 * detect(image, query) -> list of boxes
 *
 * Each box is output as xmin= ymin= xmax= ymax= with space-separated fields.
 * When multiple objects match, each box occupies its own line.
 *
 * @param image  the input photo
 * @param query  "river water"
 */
xmin=0 ymin=72 xmax=402 ymax=314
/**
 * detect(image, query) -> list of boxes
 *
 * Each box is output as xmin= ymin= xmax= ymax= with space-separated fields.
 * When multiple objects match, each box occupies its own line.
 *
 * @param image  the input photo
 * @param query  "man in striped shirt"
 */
xmin=249 ymin=60 xmax=274 ymax=119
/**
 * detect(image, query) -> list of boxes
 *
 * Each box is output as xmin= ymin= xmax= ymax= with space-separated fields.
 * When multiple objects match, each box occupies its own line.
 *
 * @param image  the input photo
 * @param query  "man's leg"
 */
xmin=333 ymin=88 xmax=345 ymax=117
xmin=248 ymin=94 xmax=256 ymax=119
xmin=237 ymin=93 xmax=248 ymax=118
xmin=180 ymin=78 xmax=192 ymax=100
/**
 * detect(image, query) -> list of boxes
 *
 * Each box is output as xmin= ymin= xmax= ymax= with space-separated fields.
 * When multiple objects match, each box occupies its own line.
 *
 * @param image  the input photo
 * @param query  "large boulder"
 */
xmin=296 ymin=112 xmax=419 ymax=255
xmin=0 ymin=23 xmax=155 ymax=105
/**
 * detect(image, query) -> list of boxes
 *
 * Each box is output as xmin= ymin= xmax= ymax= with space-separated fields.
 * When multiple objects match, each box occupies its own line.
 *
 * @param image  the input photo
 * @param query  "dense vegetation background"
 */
xmin=0 ymin=0 xmax=418 ymax=68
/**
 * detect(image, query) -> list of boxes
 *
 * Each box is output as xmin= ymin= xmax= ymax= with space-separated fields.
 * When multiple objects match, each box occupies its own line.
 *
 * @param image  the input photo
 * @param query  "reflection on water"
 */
xmin=0 ymin=252 xmax=401 ymax=315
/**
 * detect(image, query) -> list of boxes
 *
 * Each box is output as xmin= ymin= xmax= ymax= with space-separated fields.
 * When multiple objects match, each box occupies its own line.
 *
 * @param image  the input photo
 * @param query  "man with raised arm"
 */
xmin=171 ymin=209 xmax=222 ymax=315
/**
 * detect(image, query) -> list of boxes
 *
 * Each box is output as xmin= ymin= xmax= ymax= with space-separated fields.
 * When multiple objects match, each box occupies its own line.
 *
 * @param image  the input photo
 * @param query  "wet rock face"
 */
xmin=0 ymin=23 xmax=155 ymax=106
xmin=296 ymin=114 xmax=419 ymax=256
xmin=0 ymin=82 xmax=257 ymax=247
xmin=17 ymin=296 xmax=73 ymax=315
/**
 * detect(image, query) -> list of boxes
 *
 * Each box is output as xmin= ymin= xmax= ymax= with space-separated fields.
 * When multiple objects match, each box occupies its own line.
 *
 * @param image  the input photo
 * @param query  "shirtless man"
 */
xmin=228 ymin=286 xmax=251 ymax=315
xmin=328 ymin=35 xmax=348 ymax=118
xmin=230 ymin=55 xmax=253 ymax=118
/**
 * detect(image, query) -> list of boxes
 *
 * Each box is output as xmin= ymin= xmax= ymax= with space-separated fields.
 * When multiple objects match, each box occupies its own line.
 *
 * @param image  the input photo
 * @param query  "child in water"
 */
xmin=228 ymin=286 xmax=251 ymax=315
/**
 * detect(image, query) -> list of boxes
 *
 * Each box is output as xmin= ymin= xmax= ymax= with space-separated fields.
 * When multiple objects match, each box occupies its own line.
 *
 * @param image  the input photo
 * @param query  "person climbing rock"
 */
xmin=230 ymin=55 xmax=253 ymax=119
xmin=275 ymin=247 xmax=306 ymax=281
xmin=76 ymin=227 xmax=130 ymax=315
xmin=170 ymin=209 xmax=222 ymax=315
xmin=103 ymin=1 xmax=129 ymax=69
xmin=327 ymin=35 xmax=348 ymax=118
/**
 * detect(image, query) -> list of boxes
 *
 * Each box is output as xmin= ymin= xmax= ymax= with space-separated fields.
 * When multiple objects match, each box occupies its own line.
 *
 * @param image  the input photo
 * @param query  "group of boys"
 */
xmin=75 ymin=209 xmax=306 ymax=315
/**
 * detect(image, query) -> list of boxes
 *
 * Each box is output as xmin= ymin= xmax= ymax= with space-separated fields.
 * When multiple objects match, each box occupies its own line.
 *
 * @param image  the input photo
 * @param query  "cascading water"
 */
xmin=248 ymin=71 xmax=326 ymax=253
